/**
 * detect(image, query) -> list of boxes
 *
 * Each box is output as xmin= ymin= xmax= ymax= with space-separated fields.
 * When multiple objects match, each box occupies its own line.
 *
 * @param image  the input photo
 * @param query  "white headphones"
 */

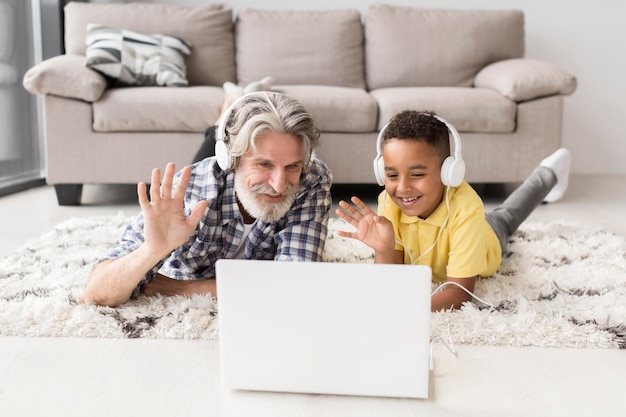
xmin=215 ymin=92 xmax=273 ymax=171
xmin=372 ymin=114 xmax=465 ymax=187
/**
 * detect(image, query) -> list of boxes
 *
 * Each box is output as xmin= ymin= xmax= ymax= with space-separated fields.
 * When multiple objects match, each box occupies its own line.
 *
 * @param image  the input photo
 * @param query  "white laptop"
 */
xmin=215 ymin=259 xmax=432 ymax=399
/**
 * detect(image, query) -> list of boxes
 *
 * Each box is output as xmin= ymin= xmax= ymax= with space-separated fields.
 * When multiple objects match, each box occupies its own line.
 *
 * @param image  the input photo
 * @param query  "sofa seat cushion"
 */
xmin=92 ymin=86 xmax=223 ymax=132
xmin=235 ymin=9 xmax=365 ymax=88
xmin=370 ymin=87 xmax=517 ymax=133
xmin=365 ymin=5 xmax=524 ymax=90
xmin=64 ymin=2 xmax=235 ymax=86
xmin=275 ymin=85 xmax=377 ymax=133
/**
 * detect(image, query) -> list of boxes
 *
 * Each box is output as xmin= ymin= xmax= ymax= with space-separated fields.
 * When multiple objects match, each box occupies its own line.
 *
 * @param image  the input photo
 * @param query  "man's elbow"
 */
xmin=79 ymin=287 xmax=128 ymax=308
xmin=81 ymin=260 xmax=132 ymax=307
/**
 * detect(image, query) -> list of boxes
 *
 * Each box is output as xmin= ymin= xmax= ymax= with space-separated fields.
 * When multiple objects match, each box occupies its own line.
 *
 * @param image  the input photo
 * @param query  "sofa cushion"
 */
xmin=85 ymin=24 xmax=191 ymax=87
xmin=92 ymin=86 xmax=223 ymax=132
xmin=370 ymin=87 xmax=517 ymax=133
xmin=474 ymin=58 xmax=577 ymax=101
xmin=64 ymin=2 xmax=234 ymax=86
xmin=365 ymin=5 xmax=524 ymax=90
xmin=235 ymin=9 xmax=365 ymax=88
xmin=274 ymin=86 xmax=377 ymax=133
xmin=22 ymin=54 xmax=107 ymax=102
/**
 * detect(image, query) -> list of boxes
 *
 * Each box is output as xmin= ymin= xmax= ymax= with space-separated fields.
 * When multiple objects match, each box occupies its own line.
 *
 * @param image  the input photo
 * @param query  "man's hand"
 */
xmin=81 ymin=163 xmax=209 ymax=307
xmin=137 ymin=163 xmax=209 ymax=259
xmin=335 ymin=196 xmax=396 ymax=254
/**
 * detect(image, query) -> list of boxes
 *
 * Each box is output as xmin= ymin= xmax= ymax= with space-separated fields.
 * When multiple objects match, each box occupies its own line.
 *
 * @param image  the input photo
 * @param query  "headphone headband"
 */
xmin=215 ymin=92 xmax=272 ymax=171
xmin=372 ymin=113 xmax=465 ymax=187
xmin=433 ymin=114 xmax=462 ymax=161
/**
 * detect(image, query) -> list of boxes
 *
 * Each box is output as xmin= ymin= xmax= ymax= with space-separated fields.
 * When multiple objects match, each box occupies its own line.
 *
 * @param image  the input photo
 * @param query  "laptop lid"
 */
xmin=216 ymin=259 xmax=432 ymax=399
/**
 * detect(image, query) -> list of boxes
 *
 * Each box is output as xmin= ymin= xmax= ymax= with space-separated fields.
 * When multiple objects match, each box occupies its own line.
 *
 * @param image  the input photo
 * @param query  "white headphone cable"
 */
xmin=431 ymin=281 xmax=495 ymax=311
xmin=386 ymin=186 xmax=451 ymax=265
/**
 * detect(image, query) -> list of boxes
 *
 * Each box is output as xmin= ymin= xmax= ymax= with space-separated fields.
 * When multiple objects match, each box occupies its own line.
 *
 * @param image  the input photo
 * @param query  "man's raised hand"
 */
xmin=137 ymin=163 xmax=209 ymax=259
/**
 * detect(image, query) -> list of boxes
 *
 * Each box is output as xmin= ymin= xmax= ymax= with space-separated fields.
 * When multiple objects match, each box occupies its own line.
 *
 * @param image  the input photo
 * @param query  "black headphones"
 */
xmin=372 ymin=114 xmax=465 ymax=187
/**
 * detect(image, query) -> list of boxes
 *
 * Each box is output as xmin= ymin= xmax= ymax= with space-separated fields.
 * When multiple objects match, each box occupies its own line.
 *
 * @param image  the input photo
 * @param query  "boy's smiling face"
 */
xmin=382 ymin=138 xmax=446 ymax=219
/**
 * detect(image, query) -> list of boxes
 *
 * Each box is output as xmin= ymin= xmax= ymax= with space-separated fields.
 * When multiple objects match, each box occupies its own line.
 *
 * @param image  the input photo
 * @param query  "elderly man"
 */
xmin=81 ymin=92 xmax=332 ymax=307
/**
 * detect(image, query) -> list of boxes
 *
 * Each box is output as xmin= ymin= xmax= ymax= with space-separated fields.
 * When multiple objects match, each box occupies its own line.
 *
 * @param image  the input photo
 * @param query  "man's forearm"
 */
xmin=80 ymin=245 xmax=166 ymax=307
xmin=141 ymin=274 xmax=217 ymax=298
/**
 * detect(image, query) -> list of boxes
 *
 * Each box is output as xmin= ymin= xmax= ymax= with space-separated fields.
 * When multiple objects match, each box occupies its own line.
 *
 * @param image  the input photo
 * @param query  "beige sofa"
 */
xmin=24 ymin=2 xmax=577 ymax=205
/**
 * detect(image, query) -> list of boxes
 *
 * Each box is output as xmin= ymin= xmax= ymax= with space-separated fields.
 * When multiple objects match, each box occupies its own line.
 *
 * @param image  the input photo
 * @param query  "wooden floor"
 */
xmin=0 ymin=174 xmax=625 ymax=416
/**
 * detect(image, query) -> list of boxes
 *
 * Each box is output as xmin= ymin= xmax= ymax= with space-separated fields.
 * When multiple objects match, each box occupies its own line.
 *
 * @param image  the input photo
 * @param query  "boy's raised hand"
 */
xmin=335 ymin=196 xmax=395 ymax=253
xmin=137 ymin=163 xmax=209 ymax=259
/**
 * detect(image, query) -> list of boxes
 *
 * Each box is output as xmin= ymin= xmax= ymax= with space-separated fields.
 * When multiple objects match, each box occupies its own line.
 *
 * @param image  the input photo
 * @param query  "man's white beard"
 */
xmin=234 ymin=174 xmax=301 ymax=223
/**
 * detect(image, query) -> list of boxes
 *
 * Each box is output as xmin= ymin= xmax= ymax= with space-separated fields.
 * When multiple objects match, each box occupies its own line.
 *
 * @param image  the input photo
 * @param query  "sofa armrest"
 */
xmin=23 ymin=54 xmax=107 ymax=102
xmin=474 ymin=58 xmax=577 ymax=101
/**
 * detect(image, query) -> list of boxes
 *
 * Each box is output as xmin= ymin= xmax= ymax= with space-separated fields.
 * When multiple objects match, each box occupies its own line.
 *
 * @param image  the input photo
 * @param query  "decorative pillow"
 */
xmin=474 ymin=58 xmax=577 ymax=101
xmin=85 ymin=24 xmax=191 ymax=87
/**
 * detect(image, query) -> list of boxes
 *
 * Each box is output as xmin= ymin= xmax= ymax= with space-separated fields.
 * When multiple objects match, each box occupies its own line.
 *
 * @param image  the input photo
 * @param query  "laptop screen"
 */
xmin=216 ymin=260 xmax=432 ymax=399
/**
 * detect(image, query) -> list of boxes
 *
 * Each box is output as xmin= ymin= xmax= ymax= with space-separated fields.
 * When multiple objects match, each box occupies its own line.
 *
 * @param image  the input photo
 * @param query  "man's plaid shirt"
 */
xmin=97 ymin=157 xmax=332 ymax=294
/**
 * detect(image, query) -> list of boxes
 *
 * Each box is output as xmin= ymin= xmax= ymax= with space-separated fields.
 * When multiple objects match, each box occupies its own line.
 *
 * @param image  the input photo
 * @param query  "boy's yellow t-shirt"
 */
xmin=378 ymin=181 xmax=502 ymax=283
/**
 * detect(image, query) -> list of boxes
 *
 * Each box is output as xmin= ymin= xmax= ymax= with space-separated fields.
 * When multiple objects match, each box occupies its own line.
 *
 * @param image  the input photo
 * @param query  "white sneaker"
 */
xmin=223 ymin=81 xmax=244 ymax=100
xmin=540 ymin=148 xmax=572 ymax=203
xmin=243 ymin=76 xmax=274 ymax=95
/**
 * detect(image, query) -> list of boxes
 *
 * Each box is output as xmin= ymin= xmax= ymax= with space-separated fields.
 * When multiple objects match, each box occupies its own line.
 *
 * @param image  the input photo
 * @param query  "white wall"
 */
xmin=131 ymin=0 xmax=626 ymax=175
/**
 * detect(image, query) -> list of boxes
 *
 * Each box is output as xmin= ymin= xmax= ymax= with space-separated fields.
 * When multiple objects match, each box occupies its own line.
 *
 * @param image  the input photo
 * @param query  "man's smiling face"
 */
xmin=234 ymin=131 xmax=304 ymax=223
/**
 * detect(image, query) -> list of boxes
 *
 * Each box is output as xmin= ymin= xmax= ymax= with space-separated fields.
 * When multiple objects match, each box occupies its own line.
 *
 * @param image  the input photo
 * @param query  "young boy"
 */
xmin=336 ymin=110 xmax=571 ymax=312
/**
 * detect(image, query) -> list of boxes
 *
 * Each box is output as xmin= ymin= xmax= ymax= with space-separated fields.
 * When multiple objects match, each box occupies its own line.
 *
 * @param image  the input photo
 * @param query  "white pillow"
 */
xmin=85 ymin=24 xmax=191 ymax=87
xmin=474 ymin=58 xmax=577 ymax=101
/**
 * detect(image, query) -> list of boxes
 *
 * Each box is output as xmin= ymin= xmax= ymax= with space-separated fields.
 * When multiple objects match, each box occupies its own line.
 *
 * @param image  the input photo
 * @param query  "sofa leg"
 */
xmin=54 ymin=184 xmax=83 ymax=206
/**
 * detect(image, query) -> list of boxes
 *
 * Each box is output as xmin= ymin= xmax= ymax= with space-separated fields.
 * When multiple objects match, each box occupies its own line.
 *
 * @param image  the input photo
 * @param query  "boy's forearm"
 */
xmin=432 ymin=291 xmax=464 ymax=312
xmin=431 ymin=281 xmax=475 ymax=312
xmin=374 ymin=248 xmax=403 ymax=264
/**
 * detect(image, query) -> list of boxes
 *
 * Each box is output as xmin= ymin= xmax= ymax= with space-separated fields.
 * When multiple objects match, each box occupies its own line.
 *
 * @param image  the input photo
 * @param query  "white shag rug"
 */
xmin=1 ymin=213 xmax=625 ymax=349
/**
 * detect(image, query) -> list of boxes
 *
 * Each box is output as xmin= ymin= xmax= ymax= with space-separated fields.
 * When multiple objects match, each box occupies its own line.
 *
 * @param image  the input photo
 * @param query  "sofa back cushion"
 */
xmin=64 ymin=2 xmax=235 ymax=86
xmin=365 ymin=5 xmax=524 ymax=89
xmin=235 ymin=9 xmax=365 ymax=88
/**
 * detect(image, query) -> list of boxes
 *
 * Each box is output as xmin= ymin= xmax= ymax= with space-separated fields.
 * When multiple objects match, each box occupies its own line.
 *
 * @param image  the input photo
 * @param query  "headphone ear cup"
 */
xmin=373 ymin=154 xmax=385 ymax=186
xmin=441 ymin=156 xmax=465 ymax=187
xmin=372 ymin=123 xmax=389 ymax=186
xmin=215 ymin=137 xmax=233 ymax=171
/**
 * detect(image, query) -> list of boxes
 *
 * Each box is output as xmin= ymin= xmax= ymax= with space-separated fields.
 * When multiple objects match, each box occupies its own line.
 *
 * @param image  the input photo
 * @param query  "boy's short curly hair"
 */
xmin=382 ymin=110 xmax=450 ymax=162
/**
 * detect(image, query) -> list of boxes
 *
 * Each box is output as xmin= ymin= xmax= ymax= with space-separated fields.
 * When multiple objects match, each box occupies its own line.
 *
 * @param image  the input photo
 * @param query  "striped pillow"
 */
xmin=85 ymin=24 xmax=191 ymax=87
